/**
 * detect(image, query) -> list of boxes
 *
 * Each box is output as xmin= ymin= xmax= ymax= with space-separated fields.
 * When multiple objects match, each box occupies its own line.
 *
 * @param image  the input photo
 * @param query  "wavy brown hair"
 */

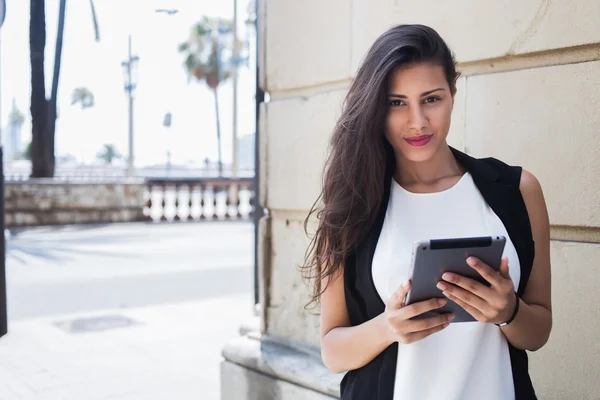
xmin=301 ymin=24 xmax=460 ymax=309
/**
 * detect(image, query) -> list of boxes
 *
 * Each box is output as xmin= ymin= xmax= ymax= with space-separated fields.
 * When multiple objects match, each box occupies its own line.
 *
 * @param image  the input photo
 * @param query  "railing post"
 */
xmin=145 ymin=183 xmax=154 ymax=221
xmin=212 ymin=185 xmax=219 ymax=220
xmin=173 ymin=184 xmax=181 ymax=222
xmin=235 ymin=184 xmax=242 ymax=219
xmin=160 ymin=183 xmax=168 ymax=222
xmin=187 ymin=183 xmax=194 ymax=221
xmin=200 ymin=184 xmax=207 ymax=220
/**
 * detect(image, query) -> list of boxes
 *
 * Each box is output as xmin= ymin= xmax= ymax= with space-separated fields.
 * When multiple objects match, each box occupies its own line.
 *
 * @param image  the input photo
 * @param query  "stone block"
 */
xmin=4 ymin=181 xmax=146 ymax=227
xmin=465 ymin=61 xmax=600 ymax=228
xmin=221 ymin=334 xmax=341 ymax=400
xmin=351 ymin=0 xmax=600 ymax=71
xmin=529 ymin=241 xmax=600 ymax=399
xmin=265 ymin=0 xmax=352 ymax=90
xmin=267 ymin=89 xmax=346 ymax=212
xmin=267 ymin=215 xmax=321 ymax=347
xmin=221 ymin=361 xmax=337 ymax=400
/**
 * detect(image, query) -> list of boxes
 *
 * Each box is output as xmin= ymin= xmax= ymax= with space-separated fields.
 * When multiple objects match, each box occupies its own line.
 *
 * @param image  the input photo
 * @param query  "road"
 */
xmin=0 ymin=221 xmax=256 ymax=400
xmin=6 ymin=221 xmax=254 ymax=319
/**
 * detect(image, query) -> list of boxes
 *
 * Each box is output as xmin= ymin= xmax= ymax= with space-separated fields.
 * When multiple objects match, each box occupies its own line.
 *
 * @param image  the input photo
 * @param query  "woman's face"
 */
xmin=384 ymin=63 xmax=455 ymax=163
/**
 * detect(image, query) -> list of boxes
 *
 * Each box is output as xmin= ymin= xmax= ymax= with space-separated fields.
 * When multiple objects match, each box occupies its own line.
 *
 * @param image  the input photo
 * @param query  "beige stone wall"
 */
xmin=260 ymin=0 xmax=600 ymax=398
xmin=5 ymin=181 xmax=146 ymax=227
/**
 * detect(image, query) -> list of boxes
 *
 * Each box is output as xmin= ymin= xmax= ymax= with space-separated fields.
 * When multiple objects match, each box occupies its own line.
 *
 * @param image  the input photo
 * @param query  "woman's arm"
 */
xmin=320 ymin=269 xmax=450 ymax=373
xmin=499 ymin=169 xmax=552 ymax=351
xmin=319 ymin=269 xmax=393 ymax=374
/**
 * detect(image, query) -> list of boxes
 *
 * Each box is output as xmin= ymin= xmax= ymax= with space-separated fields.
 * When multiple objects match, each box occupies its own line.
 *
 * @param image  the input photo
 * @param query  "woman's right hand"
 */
xmin=383 ymin=281 xmax=454 ymax=344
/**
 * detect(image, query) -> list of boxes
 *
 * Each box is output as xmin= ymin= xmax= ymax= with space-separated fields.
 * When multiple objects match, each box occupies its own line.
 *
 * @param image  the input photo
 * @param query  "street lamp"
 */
xmin=0 ymin=0 xmax=7 ymax=338
xmin=215 ymin=14 xmax=250 ymax=178
xmin=155 ymin=9 xmax=179 ymax=179
xmin=121 ymin=35 xmax=139 ymax=178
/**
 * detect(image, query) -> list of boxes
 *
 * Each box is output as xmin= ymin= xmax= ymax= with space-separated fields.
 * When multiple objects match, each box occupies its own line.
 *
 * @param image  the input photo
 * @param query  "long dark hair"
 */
xmin=302 ymin=24 xmax=460 ymax=308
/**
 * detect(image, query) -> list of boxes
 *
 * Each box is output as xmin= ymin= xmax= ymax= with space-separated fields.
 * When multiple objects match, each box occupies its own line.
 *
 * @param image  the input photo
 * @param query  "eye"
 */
xmin=389 ymin=99 xmax=404 ymax=107
xmin=423 ymin=96 xmax=440 ymax=104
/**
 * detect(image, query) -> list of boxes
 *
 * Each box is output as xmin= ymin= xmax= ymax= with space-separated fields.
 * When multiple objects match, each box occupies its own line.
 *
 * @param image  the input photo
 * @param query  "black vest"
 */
xmin=341 ymin=146 xmax=537 ymax=400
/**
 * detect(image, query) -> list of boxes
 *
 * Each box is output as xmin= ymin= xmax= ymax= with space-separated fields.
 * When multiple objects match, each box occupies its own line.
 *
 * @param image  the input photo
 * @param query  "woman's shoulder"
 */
xmin=476 ymin=155 xmax=523 ymax=186
xmin=477 ymin=155 xmax=543 ymax=199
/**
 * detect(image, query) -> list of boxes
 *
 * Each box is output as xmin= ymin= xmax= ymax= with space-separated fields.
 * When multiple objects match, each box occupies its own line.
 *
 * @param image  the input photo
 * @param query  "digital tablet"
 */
xmin=404 ymin=236 xmax=506 ymax=323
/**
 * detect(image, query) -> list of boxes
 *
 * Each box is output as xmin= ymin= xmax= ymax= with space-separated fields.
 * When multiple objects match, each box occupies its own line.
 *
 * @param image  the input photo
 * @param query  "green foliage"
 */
xmin=96 ymin=144 xmax=121 ymax=164
xmin=71 ymin=87 xmax=95 ymax=109
xmin=178 ymin=16 xmax=235 ymax=90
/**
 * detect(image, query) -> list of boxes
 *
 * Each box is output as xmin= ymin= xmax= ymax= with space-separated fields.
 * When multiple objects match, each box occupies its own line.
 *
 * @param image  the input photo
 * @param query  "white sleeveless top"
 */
xmin=372 ymin=171 xmax=520 ymax=400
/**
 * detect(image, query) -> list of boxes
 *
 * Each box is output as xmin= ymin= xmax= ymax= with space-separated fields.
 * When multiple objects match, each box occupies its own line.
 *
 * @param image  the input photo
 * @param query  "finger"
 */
xmin=404 ymin=322 xmax=449 ymax=344
xmin=386 ymin=281 xmax=411 ymax=310
xmin=498 ymin=257 xmax=511 ymax=280
xmin=466 ymin=256 xmax=503 ymax=287
xmin=443 ymin=291 xmax=485 ymax=321
xmin=404 ymin=313 xmax=454 ymax=334
xmin=439 ymin=273 xmax=493 ymax=301
xmin=401 ymin=297 xmax=447 ymax=319
xmin=439 ymin=283 xmax=487 ymax=312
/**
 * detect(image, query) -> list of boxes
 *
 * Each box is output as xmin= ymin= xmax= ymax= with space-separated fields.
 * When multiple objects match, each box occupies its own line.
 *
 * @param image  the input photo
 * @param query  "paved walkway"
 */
xmin=0 ymin=222 xmax=256 ymax=399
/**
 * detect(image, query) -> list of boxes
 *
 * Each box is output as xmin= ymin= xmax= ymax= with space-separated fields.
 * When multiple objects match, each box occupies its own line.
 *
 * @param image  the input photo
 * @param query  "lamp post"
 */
xmin=121 ymin=35 xmax=139 ymax=178
xmin=163 ymin=112 xmax=172 ymax=177
xmin=155 ymin=9 xmax=178 ymax=179
xmin=215 ymin=12 xmax=249 ymax=178
xmin=232 ymin=0 xmax=239 ymax=178
xmin=0 ymin=0 xmax=7 ymax=338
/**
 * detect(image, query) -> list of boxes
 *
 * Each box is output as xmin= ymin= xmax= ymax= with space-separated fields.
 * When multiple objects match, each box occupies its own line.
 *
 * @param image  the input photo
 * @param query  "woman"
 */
xmin=302 ymin=24 xmax=552 ymax=400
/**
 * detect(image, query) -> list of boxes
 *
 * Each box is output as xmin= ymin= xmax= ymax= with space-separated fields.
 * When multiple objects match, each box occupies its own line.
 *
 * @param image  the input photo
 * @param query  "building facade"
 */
xmin=222 ymin=1 xmax=600 ymax=399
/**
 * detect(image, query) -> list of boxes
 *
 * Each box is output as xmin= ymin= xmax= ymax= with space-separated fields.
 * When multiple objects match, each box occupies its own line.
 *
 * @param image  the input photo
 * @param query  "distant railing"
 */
xmin=144 ymin=177 xmax=255 ymax=222
xmin=4 ymin=165 xmax=255 ymax=182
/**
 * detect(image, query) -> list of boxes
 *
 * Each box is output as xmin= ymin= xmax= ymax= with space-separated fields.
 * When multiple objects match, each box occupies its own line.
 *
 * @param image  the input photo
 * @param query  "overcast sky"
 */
xmin=0 ymin=0 xmax=256 ymax=166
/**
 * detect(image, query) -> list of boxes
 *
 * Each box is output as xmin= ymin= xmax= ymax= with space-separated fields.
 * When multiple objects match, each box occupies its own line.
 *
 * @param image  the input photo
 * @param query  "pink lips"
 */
xmin=405 ymin=134 xmax=434 ymax=147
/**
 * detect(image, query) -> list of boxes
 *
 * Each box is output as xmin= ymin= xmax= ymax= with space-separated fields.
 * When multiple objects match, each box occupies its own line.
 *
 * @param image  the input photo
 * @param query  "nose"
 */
xmin=408 ymin=104 xmax=429 ymax=131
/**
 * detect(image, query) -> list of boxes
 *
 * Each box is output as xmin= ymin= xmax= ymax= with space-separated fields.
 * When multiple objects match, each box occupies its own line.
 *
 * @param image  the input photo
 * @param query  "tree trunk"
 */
xmin=29 ymin=0 xmax=49 ymax=177
xmin=46 ymin=0 xmax=67 ymax=177
xmin=213 ymin=88 xmax=223 ymax=176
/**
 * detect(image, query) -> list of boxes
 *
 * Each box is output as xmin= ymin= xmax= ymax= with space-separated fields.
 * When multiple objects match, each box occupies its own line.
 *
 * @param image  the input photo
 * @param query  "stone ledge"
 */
xmin=221 ymin=361 xmax=337 ymax=400
xmin=238 ymin=316 xmax=261 ymax=336
xmin=6 ymin=179 xmax=145 ymax=185
xmin=5 ymin=181 xmax=147 ymax=227
xmin=222 ymin=333 xmax=342 ymax=398
xmin=6 ymin=209 xmax=145 ymax=227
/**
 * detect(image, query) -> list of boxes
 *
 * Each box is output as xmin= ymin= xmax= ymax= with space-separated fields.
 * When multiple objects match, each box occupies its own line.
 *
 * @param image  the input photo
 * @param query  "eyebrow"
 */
xmin=388 ymin=88 xmax=446 ymax=98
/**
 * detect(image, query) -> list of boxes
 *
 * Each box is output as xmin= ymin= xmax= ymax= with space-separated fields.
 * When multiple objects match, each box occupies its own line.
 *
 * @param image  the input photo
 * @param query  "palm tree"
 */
xmin=29 ymin=0 xmax=100 ymax=178
xmin=178 ymin=17 xmax=235 ymax=177
xmin=8 ymin=99 xmax=26 ymax=160
xmin=71 ymin=87 xmax=95 ymax=109
xmin=16 ymin=142 xmax=32 ymax=161
xmin=97 ymin=144 xmax=121 ymax=165
xmin=8 ymin=98 xmax=25 ymax=127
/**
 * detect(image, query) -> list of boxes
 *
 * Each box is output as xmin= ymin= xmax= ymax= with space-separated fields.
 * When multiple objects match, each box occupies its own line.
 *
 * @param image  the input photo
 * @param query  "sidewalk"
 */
xmin=0 ymin=294 xmax=255 ymax=400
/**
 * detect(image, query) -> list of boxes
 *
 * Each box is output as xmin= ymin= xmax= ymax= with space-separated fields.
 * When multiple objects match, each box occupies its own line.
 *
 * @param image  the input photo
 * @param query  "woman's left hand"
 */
xmin=436 ymin=256 xmax=517 ymax=325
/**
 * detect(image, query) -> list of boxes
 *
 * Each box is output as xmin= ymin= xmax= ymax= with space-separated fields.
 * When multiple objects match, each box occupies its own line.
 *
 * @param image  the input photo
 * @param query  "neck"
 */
xmin=394 ymin=144 xmax=465 ymax=185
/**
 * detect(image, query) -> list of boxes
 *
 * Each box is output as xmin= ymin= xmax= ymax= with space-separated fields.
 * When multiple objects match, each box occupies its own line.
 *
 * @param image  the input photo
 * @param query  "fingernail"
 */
xmin=437 ymin=282 xmax=448 ymax=290
xmin=438 ymin=298 xmax=447 ymax=306
xmin=467 ymin=257 xmax=477 ymax=265
xmin=442 ymin=273 xmax=453 ymax=281
xmin=447 ymin=314 xmax=455 ymax=322
xmin=443 ymin=323 xmax=450 ymax=328
xmin=402 ymin=281 xmax=410 ymax=288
